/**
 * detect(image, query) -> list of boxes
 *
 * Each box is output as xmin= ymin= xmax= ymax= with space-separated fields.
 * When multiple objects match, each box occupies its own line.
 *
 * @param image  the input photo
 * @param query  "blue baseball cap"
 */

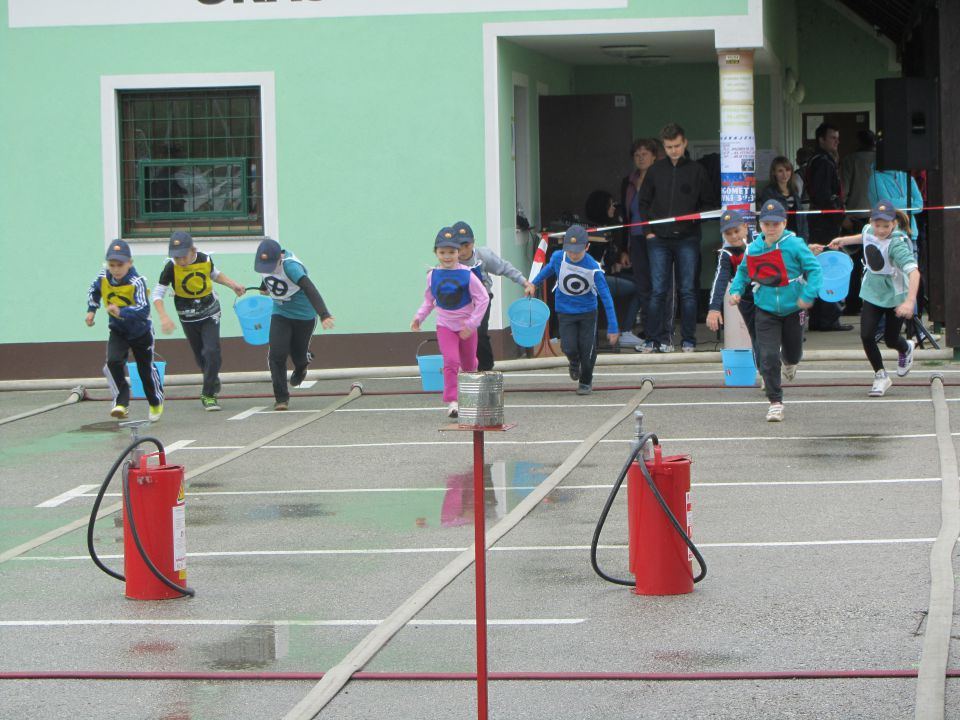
xmin=563 ymin=224 xmax=589 ymax=249
xmin=719 ymin=209 xmax=746 ymax=233
xmin=168 ymin=231 xmax=195 ymax=258
xmin=434 ymin=226 xmax=460 ymax=250
xmin=254 ymin=238 xmax=282 ymax=273
xmin=870 ymin=199 xmax=897 ymax=221
xmin=758 ymin=199 xmax=787 ymax=223
xmin=452 ymin=221 xmax=475 ymax=244
xmin=105 ymin=239 xmax=132 ymax=262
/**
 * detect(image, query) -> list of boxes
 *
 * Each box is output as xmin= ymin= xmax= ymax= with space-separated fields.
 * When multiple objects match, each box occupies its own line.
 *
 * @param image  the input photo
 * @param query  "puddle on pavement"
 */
xmin=73 ymin=421 xmax=121 ymax=433
xmin=204 ymin=624 xmax=289 ymax=670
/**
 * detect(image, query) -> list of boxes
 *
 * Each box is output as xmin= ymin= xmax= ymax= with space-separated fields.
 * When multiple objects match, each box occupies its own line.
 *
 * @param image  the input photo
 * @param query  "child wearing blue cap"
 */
xmin=826 ymin=199 xmax=919 ymax=396
xmin=707 ymin=209 xmax=759 ymax=363
xmin=412 ymin=227 xmax=490 ymax=418
xmin=453 ymin=221 xmax=534 ymax=371
xmin=85 ymin=240 xmax=164 ymax=421
xmin=152 ymin=231 xmax=246 ymax=412
xmin=254 ymin=238 xmax=335 ymax=411
xmin=524 ymin=225 xmax=619 ymax=395
xmin=729 ymin=200 xmax=822 ymax=421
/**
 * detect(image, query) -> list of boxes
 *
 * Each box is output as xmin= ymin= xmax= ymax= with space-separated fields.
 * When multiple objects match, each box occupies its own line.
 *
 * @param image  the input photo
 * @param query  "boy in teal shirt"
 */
xmin=729 ymin=200 xmax=822 ymax=422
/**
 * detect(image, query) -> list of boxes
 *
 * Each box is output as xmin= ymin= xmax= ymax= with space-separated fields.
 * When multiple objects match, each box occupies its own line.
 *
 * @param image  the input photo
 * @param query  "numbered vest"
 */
xmin=557 ymin=255 xmax=598 ymax=297
xmin=260 ymin=256 xmax=302 ymax=303
xmin=100 ymin=276 xmax=137 ymax=307
xmin=746 ymin=246 xmax=791 ymax=287
xmin=431 ymin=268 xmax=472 ymax=310
xmin=172 ymin=258 xmax=214 ymax=298
xmin=862 ymin=230 xmax=895 ymax=276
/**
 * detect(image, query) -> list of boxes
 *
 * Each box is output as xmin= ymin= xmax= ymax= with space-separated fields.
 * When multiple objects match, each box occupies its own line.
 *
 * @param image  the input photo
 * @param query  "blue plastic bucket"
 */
xmin=508 ymin=298 xmax=550 ymax=348
xmin=817 ymin=251 xmax=854 ymax=302
xmin=721 ymin=349 xmax=756 ymax=387
xmin=416 ymin=339 xmax=444 ymax=392
xmin=234 ymin=295 xmax=273 ymax=345
xmin=127 ymin=361 xmax=166 ymax=399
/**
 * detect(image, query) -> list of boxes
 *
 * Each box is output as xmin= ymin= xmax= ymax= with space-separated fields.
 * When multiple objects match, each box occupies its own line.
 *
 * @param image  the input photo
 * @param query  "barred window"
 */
xmin=118 ymin=87 xmax=263 ymax=238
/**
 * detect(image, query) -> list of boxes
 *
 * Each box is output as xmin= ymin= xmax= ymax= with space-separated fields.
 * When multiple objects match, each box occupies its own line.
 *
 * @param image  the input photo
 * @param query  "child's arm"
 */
xmin=707 ymin=251 xmax=734 ymax=330
xmin=896 ymin=269 xmax=921 ymax=318
xmin=296 ymin=275 xmax=334 ymax=329
xmin=116 ymin=276 xmax=152 ymax=322
xmin=412 ymin=271 xmax=435 ymax=331
xmin=85 ymin=273 xmax=102 ymax=326
xmin=213 ymin=270 xmax=246 ymax=297
xmin=827 ymin=234 xmax=863 ymax=250
xmin=459 ymin=273 xmax=491 ymax=338
xmin=594 ymin=271 xmax=620 ymax=342
xmin=727 ymin=253 xmax=751 ymax=301
xmin=523 ymin=254 xmax=558 ymax=296
xmin=795 ymin=240 xmax=823 ymax=308
xmin=150 ymin=284 xmax=177 ymax=335
xmin=478 ymin=248 xmax=535 ymax=293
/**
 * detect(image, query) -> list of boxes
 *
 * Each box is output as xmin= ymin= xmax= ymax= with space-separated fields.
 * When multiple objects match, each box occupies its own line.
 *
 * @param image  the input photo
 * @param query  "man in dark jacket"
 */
xmin=805 ymin=122 xmax=852 ymax=331
xmin=637 ymin=123 xmax=716 ymax=352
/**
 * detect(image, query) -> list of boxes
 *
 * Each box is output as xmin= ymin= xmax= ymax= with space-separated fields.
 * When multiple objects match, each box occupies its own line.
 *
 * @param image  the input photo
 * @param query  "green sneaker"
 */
xmin=110 ymin=404 xmax=128 ymax=419
xmin=201 ymin=395 xmax=221 ymax=412
xmin=148 ymin=403 xmax=164 ymax=422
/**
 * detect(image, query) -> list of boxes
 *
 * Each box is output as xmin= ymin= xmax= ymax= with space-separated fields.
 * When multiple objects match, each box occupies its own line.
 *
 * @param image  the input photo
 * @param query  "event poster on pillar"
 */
xmin=720 ymin=133 xmax=756 ymax=210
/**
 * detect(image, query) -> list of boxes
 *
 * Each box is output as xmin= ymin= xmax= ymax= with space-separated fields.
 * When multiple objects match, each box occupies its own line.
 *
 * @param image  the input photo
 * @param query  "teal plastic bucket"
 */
xmin=234 ymin=295 xmax=273 ymax=345
xmin=817 ymin=251 xmax=854 ymax=302
xmin=127 ymin=361 xmax=166 ymax=399
xmin=721 ymin=349 xmax=756 ymax=387
xmin=416 ymin=339 xmax=444 ymax=392
xmin=508 ymin=297 xmax=550 ymax=348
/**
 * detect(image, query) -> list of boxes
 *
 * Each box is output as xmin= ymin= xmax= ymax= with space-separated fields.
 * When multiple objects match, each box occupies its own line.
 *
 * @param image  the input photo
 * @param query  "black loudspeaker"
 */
xmin=875 ymin=77 xmax=939 ymax=170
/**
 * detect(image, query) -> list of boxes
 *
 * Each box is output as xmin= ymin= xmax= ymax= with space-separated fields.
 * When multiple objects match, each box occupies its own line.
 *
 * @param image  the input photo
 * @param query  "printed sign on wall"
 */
xmin=9 ymin=0 xmax=625 ymax=28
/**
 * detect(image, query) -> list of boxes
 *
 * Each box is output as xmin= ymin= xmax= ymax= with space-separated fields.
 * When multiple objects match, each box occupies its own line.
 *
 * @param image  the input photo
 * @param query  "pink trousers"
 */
xmin=436 ymin=326 xmax=479 ymax=402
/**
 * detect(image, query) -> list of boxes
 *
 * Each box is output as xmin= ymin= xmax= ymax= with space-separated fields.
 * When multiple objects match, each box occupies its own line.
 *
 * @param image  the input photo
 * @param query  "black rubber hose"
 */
xmin=591 ymin=432 xmax=707 ymax=586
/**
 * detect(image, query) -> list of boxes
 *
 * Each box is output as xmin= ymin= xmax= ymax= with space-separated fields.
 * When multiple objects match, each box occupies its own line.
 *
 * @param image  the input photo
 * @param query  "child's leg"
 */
xmin=859 ymin=301 xmax=886 ymax=372
xmin=737 ymin=296 xmax=760 ymax=362
xmin=557 ymin=313 xmax=580 ymax=372
xmin=198 ymin=317 xmax=223 ymax=396
xmin=476 ymin=296 xmax=494 ymax=371
xmin=459 ymin=329 xmax=480 ymax=373
xmin=577 ymin=311 xmax=599 ymax=386
xmin=882 ymin=307 xmax=909 ymax=353
xmin=754 ymin=309 xmax=784 ymax=403
xmin=289 ymin=318 xmax=317 ymax=376
xmin=129 ymin=330 xmax=163 ymax=406
xmin=104 ymin=331 xmax=131 ymax=407
xmin=436 ymin=326 xmax=462 ymax=403
xmin=268 ymin=315 xmax=293 ymax=402
xmin=182 ymin=320 xmax=206 ymax=375
xmin=781 ymin=311 xmax=804 ymax=367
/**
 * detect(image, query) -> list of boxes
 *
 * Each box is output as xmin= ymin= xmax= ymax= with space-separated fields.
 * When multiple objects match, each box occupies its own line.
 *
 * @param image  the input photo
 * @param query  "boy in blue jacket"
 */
xmin=85 ymin=240 xmax=164 ymax=421
xmin=729 ymin=200 xmax=822 ymax=422
xmin=525 ymin=225 xmax=619 ymax=395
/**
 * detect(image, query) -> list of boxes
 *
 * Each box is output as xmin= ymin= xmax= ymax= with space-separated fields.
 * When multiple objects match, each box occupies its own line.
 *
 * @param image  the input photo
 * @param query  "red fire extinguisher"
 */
xmin=87 ymin=435 xmax=194 ymax=600
xmin=590 ymin=411 xmax=706 ymax=594
xmin=123 ymin=452 xmax=189 ymax=600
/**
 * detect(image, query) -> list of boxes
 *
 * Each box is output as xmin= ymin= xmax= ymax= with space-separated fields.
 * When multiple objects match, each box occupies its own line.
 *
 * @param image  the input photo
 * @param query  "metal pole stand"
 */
xmin=440 ymin=420 xmax=516 ymax=720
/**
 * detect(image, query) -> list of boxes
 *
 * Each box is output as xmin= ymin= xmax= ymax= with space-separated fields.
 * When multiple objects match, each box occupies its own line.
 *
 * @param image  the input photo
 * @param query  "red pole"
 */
xmin=473 ymin=430 xmax=489 ymax=720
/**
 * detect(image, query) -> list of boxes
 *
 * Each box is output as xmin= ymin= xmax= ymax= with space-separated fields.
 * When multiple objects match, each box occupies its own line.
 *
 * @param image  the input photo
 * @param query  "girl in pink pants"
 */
xmin=411 ymin=226 xmax=490 ymax=418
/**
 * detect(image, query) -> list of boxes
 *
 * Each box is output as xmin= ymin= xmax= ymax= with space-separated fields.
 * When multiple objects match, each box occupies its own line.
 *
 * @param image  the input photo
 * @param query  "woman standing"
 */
xmin=757 ymin=156 xmax=803 ymax=235
xmin=620 ymin=138 xmax=659 ymax=348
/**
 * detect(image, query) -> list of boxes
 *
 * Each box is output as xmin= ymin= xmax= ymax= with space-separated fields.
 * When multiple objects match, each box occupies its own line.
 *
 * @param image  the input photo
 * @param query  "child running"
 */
xmin=411 ymin=226 xmax=490 ymax=418
xmin=825 ymin=199 xmax=919 ymax=396
xmin=85 ymin=239 xmax=164 ymax=421
xmin=254 ymin=238 xmax=335 ymax=411
xmin=453 ymin=220 xmax=534 ymax=371
xmin=152 ymin=231 xmax=246 ymax=412
xmin=706 ymin=209 xmax=758 ymax=363
xmin=729 ymin=200 xmax=822 ymax=422
xmin=524 ymin=224 xmax=619 ymax=396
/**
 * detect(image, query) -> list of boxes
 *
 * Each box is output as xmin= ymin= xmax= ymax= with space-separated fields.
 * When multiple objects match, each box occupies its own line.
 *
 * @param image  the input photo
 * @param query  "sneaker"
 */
xmin=446 ymin=401 xmax=459 ymax=418
xmin=274 ymin=401 xmax=289 ymax=411
xmin=681 ymin=341 xmax=695 ymax=353
xmin=618 ymin=331 xmax=642 ymax=348
xmin=765 ymin=402 xmax=784 ymax=422
xmin=869 ymin=370 xmax=892 ymax=397
xmin=658 ymin=343 xmax=675 ymax=354
xmin=782 ymin=364 xmax=798 ymax=382
xmin=897 ymin=340 xmax=914 ymax=377
xmin=637 ymin=340 xmax=657 ymax=354
xmin=576 ymin=383 xmax=592 ymax=395
xmin=290 ymin=367 xmax=308 ymax=387
xmin=110 ymin=404 xmax=128 ymax=419
xmin=201 ymin=395 xmax=221 ymax=412
xmin=568 ymin=362 xmax=580 ymax=381
xmin=148 ymin=404 xmax=164 ymax=423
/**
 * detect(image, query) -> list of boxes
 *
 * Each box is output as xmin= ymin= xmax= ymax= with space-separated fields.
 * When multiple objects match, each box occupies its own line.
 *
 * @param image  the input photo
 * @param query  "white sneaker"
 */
xmin=765 ymin=403 xmax=784 ymax=422
xmin=869 ymin=370 xmax=892 ymax=397
xmin=782 ymin=364 xmax=798 ymax=382
xmin=658 ymin=343 xmax=675 ymax=354
xmin=446 ymin=401 xmax=459 ymax=418
xmin=897 ymin=340 xmax=914 ymax=377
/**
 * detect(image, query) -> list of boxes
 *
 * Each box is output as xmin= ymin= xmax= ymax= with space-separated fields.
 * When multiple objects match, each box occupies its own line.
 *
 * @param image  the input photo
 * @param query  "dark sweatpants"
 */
xmin=105 ymin=329 xmax=163 ymax=407
xmin=754 ymin=308 xmax=804 ymax=404
xmin=559 ymin=310 xmax=598 ymax=386
xmin=268 ymin=315 xmax=316 ymax=403
xmin=476 ymin=293 xmax=494 ymax=371
xmin=860 ymin=300 xmax=909 ymax=372
xmin=182 ymin=316 xmax=222 ymax=397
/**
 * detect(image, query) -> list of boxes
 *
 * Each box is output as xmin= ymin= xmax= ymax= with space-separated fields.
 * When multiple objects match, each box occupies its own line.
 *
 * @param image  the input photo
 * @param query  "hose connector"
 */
xmin=631 ymin=410 xmax=644 ymax=453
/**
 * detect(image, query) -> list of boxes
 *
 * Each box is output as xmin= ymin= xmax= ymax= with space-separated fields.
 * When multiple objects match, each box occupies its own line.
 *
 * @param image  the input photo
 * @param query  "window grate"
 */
xmin=119 ymin=87 xmax=263 ymax=239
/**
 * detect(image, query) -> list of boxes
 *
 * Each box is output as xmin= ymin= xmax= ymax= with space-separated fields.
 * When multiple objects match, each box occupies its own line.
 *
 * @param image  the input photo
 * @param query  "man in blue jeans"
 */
xmin=637 ymin=123 xmax=716 ymax=352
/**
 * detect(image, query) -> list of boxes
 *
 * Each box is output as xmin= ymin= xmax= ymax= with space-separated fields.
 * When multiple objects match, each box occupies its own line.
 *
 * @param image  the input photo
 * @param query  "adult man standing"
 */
xmin=638 ymin=123 xmax=716 ymax=352
xmin=806 ymin=122 xmax=852 ymax=331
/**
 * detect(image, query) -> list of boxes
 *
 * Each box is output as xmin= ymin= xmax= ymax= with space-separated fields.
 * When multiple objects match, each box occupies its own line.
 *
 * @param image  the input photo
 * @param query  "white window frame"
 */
xmin=100 ymin=71 xmax=278 ymax=256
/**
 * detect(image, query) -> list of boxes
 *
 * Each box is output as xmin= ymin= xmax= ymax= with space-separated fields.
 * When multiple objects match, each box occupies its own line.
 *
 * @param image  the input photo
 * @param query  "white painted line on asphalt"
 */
xmin=19 ymin=537 xmax=936 ymax=562
xmin=296 ymin=380 xmax=317 ymax=388
xmin=0 ymin=618 xmax=584 ymax=628
xmin=164 ymin=439 xmax=195 ymax=454
xmin=35 ymin=485 xmax=100 ymax=508
xmin=228 ymin=406 xmax=268 ymax=421
xmin=336 ymin=404 xmax=624 ymax=412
